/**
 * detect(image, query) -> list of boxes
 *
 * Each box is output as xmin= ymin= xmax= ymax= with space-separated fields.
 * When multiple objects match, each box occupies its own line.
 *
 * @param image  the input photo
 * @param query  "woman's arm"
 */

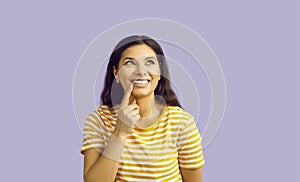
xmin=83 ymin=148 xmax=119 ymax=182
xmin=83 ymin=85 xmax=139 ymax=182
xmin=180 ymin=167 xmax=203 ymax=182
xmin=84 ymin=127 xmax=129 ymax=182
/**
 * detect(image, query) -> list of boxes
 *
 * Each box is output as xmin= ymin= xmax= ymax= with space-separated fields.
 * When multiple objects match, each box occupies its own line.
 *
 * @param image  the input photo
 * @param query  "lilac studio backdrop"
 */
xmin=0 ymin=0 xmax=298 ymax=182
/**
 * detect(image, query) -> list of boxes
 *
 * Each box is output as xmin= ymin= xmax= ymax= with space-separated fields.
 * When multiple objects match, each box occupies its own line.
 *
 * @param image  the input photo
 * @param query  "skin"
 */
xmin=83 ymin=44 xmax=203 ymax=182
xmin=114 ymin=44 xmax=162 ymax=121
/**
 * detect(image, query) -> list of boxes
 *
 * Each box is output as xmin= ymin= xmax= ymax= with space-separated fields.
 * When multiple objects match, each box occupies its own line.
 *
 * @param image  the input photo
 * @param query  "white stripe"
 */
xmin=83 ymin=130 xmax=98 ymax=136
xmin=121 ymin=155 xmax=177 ymax=165
xmin=179 ymin=137 xmax=201 ymax=150
xmin=116 ymin=176 xmax=158 ymax=182
xmin=133 ymin=126 xmax=183 ymax=135
xmin=125 ymin=143 xmax=176 ymax=149
xmin=126 ymin=138 xmax=176 ymax=145
xmin=89 ymin=111 xmax=109 ymax=129
xmin=124 ymin=147 xmax=176 ymax=155
xmin=179 ymin=158 xmax=203 ymax=165
xmin=179 ymin=149 xmax=203 ymax=159
xmin=85 ymin=121 xmax=101 ymax=134
xmin=129 ymin=131 xmax=179 ymax=138
xmin=81 ymin=144 xmax=104 ymax=150
xmin=158 ymin=167 xmax=181 ymax=182
xmin=118 ymin=160 xmax=179 ymax=178
xmin=180 ymin=158 xmax=205 ymax=168
xmin=119 ymin=158 xmax=178 ymax=172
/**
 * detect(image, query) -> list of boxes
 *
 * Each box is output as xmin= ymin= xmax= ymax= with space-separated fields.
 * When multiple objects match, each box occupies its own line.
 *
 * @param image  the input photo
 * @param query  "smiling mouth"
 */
xmin=130 ymin=79 xmax=150 ymax=85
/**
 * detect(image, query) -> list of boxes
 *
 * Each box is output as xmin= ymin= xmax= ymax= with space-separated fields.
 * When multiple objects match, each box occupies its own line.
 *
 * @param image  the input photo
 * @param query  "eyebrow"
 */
xmin=122 ymin=56 xmax=134 ymax=61
xmin=122 ymin=56 xmax=157 ymax=62
xmin=144 ymin=56 xmax=156 ymax=60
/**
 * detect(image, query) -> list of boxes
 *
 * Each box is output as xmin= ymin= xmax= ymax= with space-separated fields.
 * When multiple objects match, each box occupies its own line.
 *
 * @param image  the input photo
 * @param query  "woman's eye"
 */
xmin=146 ymin=60 xmax=155 ymax=65
xmin=124 ymin=60 xmax=135 ymax=65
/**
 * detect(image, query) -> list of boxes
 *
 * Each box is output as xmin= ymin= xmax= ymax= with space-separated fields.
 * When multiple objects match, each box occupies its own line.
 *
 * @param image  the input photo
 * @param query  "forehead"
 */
xmin=120 ymin=44 xmax=156 ymax=59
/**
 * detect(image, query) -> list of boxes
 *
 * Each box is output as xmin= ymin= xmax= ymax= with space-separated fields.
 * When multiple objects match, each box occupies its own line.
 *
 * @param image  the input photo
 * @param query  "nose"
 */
xmin=135 ymin=64 xmax=148 ymax=76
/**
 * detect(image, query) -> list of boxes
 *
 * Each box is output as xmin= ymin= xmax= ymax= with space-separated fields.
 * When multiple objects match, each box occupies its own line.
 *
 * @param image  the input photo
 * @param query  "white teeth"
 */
xmin=133 ymin=80 xmax=148 ymax=84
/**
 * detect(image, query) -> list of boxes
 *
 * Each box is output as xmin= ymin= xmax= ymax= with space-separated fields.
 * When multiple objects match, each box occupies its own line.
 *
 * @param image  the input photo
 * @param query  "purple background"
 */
xmin=0 ymin=0 xmax=298 ymax=181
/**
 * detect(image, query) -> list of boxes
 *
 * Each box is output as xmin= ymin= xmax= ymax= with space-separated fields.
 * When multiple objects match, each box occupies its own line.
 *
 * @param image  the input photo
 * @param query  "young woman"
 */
xmin=80 ymin=35 xmax=205 ymax=182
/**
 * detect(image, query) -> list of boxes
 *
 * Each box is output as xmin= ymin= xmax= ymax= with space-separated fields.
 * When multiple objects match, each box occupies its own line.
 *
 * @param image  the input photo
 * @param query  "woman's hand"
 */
xmin=113 ymin=84 xmax=140 ymax=137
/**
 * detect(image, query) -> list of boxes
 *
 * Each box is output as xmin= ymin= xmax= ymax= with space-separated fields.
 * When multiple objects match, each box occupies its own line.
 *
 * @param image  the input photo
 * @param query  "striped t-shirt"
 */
xmin=80 ymin=105 xmax=205 ymax=182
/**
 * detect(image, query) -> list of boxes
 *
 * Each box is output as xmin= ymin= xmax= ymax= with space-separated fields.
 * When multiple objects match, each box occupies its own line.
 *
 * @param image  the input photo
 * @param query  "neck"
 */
xmin=129 ymin=94 xmax=156 ymax=118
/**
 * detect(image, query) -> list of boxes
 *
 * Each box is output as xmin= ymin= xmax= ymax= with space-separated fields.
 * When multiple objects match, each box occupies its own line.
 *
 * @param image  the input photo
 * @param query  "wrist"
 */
xmin=102 ymin=134 xmax=126 ymax=162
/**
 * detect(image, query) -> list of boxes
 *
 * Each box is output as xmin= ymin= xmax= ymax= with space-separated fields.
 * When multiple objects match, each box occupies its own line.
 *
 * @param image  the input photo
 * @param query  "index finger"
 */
xmin=120 ymin=83 xmax=134 ymax=106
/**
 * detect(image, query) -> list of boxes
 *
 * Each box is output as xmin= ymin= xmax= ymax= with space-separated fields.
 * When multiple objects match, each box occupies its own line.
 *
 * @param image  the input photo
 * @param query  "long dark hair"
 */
xmin=100 ymin=35 xmax=181 ymax=108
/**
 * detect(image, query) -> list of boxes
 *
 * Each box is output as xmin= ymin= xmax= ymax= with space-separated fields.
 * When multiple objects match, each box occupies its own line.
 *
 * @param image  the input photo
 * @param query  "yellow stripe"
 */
xmin=117 ymin=168 xmax=180 ymax=180
xmin=126 ymin=140 xmax=176 ymax=146
xmin=179 ymin=158 xmax=205 ymax=165
xmin=127 ymin=134 xmax=178 ymax=142
xmin=180 ymin=142 xmax=201 ymax=152
xmin=179 ymin=148 xmax=202 ymax=157
xmin=121 ymin=155 xmax=177 ymax=163
xmin=120 ymin=157 xmax=177 ymax=167
xmin=118 ymin=160 xmax=177 ymax=174
xmin=178 ymin=129 xmax=199 ymax=142
xmin=123 ymin=150 xmax=177 ymax=157
xmin=81 ymin=105 xmax=205 ymax=181
xmin=125 ymin=144 xmax=176 ymax=151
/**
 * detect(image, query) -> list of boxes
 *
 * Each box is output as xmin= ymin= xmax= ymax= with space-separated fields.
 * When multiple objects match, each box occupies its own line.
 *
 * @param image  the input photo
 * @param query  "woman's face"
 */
xmin=114 ymin=44 xmax=161 ymax=99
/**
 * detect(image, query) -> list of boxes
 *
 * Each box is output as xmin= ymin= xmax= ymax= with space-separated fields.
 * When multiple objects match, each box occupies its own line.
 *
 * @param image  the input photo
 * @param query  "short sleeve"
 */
xmin=80 ymin=111 xmax=106 ymax=155
xmin=177 ymin=117 xmax=205 ymax=169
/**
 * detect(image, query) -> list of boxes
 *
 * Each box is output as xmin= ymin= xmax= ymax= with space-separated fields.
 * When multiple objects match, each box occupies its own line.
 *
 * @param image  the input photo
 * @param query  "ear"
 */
xmin=113 ymin=66 xmax=119 ymax=83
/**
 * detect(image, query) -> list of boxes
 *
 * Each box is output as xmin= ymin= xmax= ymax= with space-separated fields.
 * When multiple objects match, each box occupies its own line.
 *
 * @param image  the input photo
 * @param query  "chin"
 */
xmin=132 ymin=89 xmax=154 ymax=98
xmin=132 ymin=92 xmax=152 ymax=98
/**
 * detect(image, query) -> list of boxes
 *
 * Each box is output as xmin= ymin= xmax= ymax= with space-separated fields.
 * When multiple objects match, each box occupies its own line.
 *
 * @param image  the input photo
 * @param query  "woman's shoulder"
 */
xmin=84 ymin=105 xmax=117 ymax=127
xmin=96 ymin=105 xmax=118 ymax=116
xmin=166 ymin=105 xmax=194 ymax=120
xmin=85 ymin=105 xmax=118 ymax=124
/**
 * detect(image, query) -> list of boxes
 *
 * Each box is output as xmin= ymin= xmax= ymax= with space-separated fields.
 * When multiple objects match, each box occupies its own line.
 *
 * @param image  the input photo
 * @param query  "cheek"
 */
xmin=148 ymin=67 xmax=161 ymax=76
xmin=151 ymin=76 xmax=160 ymax=87
xmin=117 ymin=68 xmax=132 ymax=80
